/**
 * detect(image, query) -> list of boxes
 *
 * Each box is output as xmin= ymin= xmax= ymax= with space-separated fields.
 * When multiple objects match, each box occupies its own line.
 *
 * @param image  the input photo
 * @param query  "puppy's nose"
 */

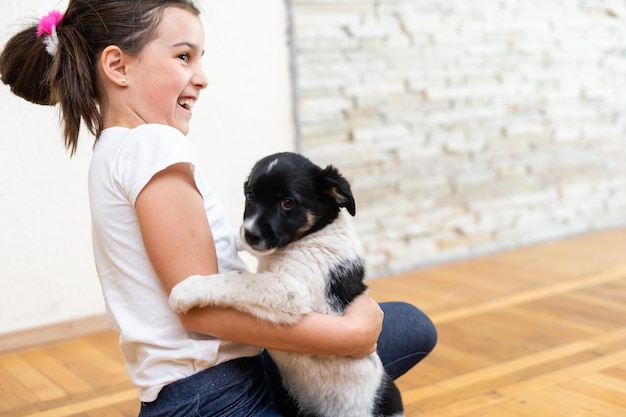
xmin=244 ymin=228 xmax=263 ymax=246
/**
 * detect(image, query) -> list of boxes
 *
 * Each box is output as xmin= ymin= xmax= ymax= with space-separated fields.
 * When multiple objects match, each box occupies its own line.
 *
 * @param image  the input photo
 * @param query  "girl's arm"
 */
xmin=181 ymin=290 xmax=382 ymax=357
xmin=135 ymin=163 xmax=383 ymax=358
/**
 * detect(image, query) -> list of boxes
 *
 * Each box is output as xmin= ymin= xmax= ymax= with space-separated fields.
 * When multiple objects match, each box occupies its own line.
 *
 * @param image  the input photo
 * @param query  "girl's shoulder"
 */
xmin=93 ymin=124 xmax=198 ymax=204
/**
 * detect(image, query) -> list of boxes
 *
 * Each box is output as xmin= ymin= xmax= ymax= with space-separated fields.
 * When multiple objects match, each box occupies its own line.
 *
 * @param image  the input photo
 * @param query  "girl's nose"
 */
xmin=193 ymin=67 xmax=209 ymax=90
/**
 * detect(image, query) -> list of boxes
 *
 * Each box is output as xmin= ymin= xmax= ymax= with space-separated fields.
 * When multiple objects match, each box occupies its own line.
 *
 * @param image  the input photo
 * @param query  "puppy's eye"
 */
xmin=280 ymin=198 xmax=296 ymax=210
xmin=245 ymin=191 xmax=255 ymax=202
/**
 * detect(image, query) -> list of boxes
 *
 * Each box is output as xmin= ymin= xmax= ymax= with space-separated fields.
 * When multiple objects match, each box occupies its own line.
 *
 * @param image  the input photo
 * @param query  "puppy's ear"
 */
xmin=320 ymin=165 xmax=356 ymax=216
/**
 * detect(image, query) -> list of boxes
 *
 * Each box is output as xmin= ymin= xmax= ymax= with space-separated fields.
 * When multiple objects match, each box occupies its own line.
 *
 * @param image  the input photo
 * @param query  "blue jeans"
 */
xmin=138 ymin=356 xmax=283 ymax=417
xmin=139 ymin=302 xmax=437 ymax=417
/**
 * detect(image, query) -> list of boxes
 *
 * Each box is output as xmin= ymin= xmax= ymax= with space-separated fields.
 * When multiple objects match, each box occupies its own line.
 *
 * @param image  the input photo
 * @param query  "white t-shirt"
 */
xmin=88 ymin=124 xmax=261 ymax=402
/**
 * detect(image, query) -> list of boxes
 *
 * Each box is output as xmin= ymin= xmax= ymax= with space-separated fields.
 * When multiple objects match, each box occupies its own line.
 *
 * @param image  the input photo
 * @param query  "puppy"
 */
xmin=169 ymin=152 xmax=404 ymax=417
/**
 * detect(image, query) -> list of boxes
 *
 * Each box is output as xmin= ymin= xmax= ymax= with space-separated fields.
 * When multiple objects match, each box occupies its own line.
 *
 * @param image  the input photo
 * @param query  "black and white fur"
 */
xmin=169 ymin=152 xmax=404 ymax=417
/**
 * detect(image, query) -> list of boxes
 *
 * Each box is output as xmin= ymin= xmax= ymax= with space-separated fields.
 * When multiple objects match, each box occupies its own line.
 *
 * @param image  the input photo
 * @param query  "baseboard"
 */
xmin=0 ymin=314 xmax=113 ymax=355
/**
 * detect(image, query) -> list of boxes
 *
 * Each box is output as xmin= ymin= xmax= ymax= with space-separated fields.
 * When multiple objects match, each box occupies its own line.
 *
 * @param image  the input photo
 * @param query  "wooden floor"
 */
xmin=2 ymin=227 xmax=626 ymax=416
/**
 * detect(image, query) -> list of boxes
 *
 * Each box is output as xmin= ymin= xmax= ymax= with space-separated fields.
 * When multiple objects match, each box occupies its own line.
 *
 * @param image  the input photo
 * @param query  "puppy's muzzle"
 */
xmin=240 ymin=224 xmax=277 ymax=254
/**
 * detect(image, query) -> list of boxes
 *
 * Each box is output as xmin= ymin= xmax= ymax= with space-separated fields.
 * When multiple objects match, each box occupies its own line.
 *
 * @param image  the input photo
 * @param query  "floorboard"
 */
xmin=2 ymin=227 xmax=626 ymax=416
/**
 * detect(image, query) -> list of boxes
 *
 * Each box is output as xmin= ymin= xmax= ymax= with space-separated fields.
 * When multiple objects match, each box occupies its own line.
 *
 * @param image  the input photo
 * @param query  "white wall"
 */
xmin=0 ymin=0 xmax=294 ymax=335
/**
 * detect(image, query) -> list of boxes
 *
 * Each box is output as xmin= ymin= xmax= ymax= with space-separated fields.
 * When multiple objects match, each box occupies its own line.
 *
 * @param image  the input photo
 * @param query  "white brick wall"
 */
xmin=291 ymin=0 xmax=626 ymax=276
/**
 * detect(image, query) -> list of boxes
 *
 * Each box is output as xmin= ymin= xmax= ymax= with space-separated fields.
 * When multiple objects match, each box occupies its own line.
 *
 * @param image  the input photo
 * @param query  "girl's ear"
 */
xmin=100 ymin=45 xmax=128 ymax=87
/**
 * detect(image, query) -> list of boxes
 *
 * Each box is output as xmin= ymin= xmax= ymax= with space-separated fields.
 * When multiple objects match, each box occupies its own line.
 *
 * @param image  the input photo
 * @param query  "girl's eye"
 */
xmin=178 ymin=53 xmax=190 ymax=62
xmin=281 ymin=198 xmax=296 ymax=211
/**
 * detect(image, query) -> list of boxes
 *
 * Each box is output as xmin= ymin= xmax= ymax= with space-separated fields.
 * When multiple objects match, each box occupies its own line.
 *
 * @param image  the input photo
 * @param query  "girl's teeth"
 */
xmin=178 ymin=99 xmax=193 ymax=109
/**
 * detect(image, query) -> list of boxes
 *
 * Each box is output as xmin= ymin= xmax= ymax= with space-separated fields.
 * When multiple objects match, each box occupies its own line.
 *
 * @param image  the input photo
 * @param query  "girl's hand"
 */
xmin=342 ymin=290 xmax=384 ymax=358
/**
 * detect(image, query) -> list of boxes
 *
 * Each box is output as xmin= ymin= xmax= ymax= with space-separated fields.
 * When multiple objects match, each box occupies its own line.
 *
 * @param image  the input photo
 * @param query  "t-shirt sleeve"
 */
xmin=113 ymin=124 xmax=198 ymax=206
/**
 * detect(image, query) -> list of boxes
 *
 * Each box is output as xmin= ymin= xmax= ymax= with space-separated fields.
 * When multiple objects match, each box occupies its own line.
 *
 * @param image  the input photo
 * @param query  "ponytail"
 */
xmin=0 ymin=13 xmax=93 ymax=155
xmin=0 ymin=25 xmax=55 ymax=106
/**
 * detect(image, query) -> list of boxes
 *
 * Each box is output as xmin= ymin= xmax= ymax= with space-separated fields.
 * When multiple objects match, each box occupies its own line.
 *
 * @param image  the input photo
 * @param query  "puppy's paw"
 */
xmin=169 ymin=275 xmax=207 ymax=313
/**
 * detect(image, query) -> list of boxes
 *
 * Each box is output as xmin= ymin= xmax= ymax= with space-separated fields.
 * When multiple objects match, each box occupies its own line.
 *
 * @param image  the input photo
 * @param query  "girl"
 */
xmin=0 ymin=1 xmax=437 ymax=416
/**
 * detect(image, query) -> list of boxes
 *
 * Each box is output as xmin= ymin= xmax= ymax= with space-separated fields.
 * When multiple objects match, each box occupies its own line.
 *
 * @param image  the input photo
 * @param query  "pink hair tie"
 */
xmin=37 ymin=10 xmax=64 ymax=56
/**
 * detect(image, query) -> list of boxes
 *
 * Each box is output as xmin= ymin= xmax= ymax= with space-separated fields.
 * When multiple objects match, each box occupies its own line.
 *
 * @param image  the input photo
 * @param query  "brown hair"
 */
xmin=0 ymin=0 xmax=200 ymax=155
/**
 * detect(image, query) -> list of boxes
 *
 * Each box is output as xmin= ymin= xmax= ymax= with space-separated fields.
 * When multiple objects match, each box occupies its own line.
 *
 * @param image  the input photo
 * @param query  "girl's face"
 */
xmin=124 ymin=7 xmax=208 ymax=135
